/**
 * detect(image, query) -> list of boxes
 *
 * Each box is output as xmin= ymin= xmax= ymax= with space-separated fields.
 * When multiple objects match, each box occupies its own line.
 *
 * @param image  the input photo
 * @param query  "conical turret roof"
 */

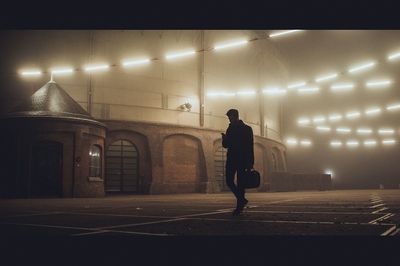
xmin=3 ymin=81 xmax=104 ymax=127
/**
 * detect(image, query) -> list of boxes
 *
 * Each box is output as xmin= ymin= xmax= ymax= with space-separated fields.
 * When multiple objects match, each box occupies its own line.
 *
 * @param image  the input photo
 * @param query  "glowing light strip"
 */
xmin=388 ymin=51 xmax=400 ymax=61
xmin=329 ymin=114 xmax=342 ymax=121
xmin=297 ymin=118 xmax=310 ymax=125
xmin=346 ymin=140 xmax=359 ymax=146
xmin=364 ymin=140 xmax=377 ymax=146
xmin=336 ymin=127 xmax=351 ymax=133
xmin=21 ymin=70 xmax=42 ymax=76
xmin=165 ymin=50 xmax=196 ymax=60
xmin=300 ymin=140 xmax=312 ymax=146
xmin=287 ymin=81 xmax=306 ymax=89
xmin=386 ymin=103 xmax=400 ymax=111
xmin=313 ymin=116 xmax=326 ymax=123
xmin=315 ymin=73 xmax=338 ymax=83
xmin=357 ymin=128 xmax=373 ymax=134
xmin=330 ymin=141 xmax=343 ymax=147
xmin=84 ymin=64 xmax=109 ymax=72
xmin=316 ymin=126 xmax=331 ymax=132
xmin=378 ymin=129 xmax=394 ymax=135
xmin=346 ymin=111 xmax=361 ymax=119
xmin=122 ymin=58 xmax=150 ymax=67
xmin=365 ymin=108 xmax=382 ymax=115
xmin=348 ymin=61 xmax=376 ymax=73
xmin=214 ymin=40 xmax=248 ymax=50
xmin=382 ymin=139 xmax=396 ymax=145
xmin=269 ymin=30 xmax=302 ymax=38
xmin=330 ymin=83 xmax=354 ymax=91
xmin=51 ymin=68 xmax=74 ymax=74
xmin=298 ymin=87 xmax=319 ymax=93
xmin=366 ymin=80 xmax=392 ymax=87
xmin=286 ymin=138 xmax=298 ymax=145
xmin=263 ymin=88 xmax=287 ymax=95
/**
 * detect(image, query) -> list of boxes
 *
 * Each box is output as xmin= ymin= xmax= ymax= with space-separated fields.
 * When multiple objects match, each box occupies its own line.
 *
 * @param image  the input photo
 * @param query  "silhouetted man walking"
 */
xmin=222 ymin=109 xmax=254 ymax=216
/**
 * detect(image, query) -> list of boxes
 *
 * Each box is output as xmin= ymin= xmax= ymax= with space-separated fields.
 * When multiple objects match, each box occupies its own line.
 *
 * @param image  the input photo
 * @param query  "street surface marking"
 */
xmin=368 ymin=213 xmax=394 ymax=224
xmin=381 ymin=225 xmax=397 ymax=236
xmin=72 ymin=229 xmax=171 ymax=237
xmin=371 ymin=207 xmax=388 ymax=214
xmin=370 ymin=203 xmax=386 ymax=209
xmin=96 ymin=218 xmax=187 ymax=230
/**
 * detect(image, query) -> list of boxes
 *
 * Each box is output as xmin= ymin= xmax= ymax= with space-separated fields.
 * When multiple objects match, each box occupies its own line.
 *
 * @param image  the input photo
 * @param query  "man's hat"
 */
xmin=226 ymin=109 xmax=239 ymax=117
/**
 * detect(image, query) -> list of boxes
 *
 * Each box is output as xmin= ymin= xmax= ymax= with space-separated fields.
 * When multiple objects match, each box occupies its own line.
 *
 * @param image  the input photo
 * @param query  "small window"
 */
xmin=89 ymin=145 xmax=102 ymax=178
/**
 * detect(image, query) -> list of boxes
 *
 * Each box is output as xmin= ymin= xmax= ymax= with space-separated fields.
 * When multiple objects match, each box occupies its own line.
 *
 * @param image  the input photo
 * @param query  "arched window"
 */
xmin=89 ymin=145 xmax=102 ymax=178
xmin=271 ymin=151 xmax=278 ymax=171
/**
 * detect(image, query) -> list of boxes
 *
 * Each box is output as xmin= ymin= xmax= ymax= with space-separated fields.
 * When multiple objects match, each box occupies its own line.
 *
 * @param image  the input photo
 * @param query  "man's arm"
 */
xmin=222 ymin=128 xmax=230 ymax=148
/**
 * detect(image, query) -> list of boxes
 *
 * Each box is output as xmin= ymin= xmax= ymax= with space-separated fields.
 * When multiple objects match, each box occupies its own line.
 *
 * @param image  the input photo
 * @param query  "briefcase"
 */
xmin=244 ymin=169 xmax=261 ymax=189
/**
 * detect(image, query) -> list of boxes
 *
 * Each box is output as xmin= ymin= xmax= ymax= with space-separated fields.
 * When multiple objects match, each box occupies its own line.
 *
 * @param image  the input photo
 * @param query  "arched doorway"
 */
xmin=30 ymin=141 xmax=63 ymax=197
xmin=214 ymin=146 xmax=229 ymax=191
xmin=105 ymin=140 xmax=139 ymax=193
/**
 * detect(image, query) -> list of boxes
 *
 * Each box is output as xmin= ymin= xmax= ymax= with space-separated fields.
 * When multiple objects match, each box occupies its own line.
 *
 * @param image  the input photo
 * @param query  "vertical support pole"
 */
xmin=87 ymin=31 xmax=95 ymax=115
xmin=198 ymin=30 xmax=205 ymax=127
xmin=257 ymin=43 xmax=265 ymax=137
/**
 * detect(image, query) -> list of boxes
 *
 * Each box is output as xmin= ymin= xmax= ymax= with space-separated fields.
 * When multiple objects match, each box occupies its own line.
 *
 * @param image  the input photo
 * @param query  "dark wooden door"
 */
xmin=30 ymin=141 xmax=63 ymax=197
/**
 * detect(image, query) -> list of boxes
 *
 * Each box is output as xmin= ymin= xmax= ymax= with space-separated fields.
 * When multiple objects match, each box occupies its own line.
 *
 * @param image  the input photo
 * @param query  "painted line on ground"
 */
xmin=381 ymin=225 xmax=398 ymax=236
xmin=370 ymin=200 xmax=384 ymax=205
xmin=4 ymin=211 xmax=63 ymax=218
xmin=368 ymin=213 xmax=394 ymax=224
xmin=372 ymin=207 xmax=388 ymax=214
xmin=0 ymin=222 xmax=93 ymax=232
xmin=72 ymin=229 xmax=171 ymax=237
xmin=370 ymin=203 xmax=386 ymax=209
xmin=96 ymin=218 xmax=187 ymax=230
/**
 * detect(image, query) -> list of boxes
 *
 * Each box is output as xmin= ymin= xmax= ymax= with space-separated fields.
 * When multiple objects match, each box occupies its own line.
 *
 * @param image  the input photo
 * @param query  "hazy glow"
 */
xmin=287 ymin=81 xmax=306 ymax=89
xmin=263 ymin=88 xmax=287 ymax=95
xmin=336 ymin=127 xmax=351 ymax=134
xmin=286 ymin=138 xmax=298 ymax=145
xmin=346 ymin=140 xmax=359 ymax=147
xmin=313 ymin=116 xmax=326 ymax=124
xmin=21 ymin=70 xmax=42 ymax=76
xmin=207 ymin=92 xmax=236 ymax=97
xmin=357 ymin=128 xmax=373 ymax=135
xmin=365 ymin=107 xmax=382 ymax=116
xmin=348 ymin=61 xmax=376 ymax=73
xmin=366 ymin=80 xmax=392 ymax=88
xmin=324 ymin=169 xmax=334 ymax=177
xmin=84 ymin=64 xmax=109 ymax=72
xmin=297 ymin=118 xmax=311 ymax=125
xmin=346 ymin=111 xmax=361 ymax=119
xmin=378 ymin=128 xmax=394 ymax=135
xmin=315 ymin=73 xmax=338 ymax=83
xmin=388 ymin=51 xmax=400 ymax=61
xmin=329 ymin=114 xmax=343 ymax=122
xmin=214 ymin=40 xmax=248 ymax=50
xmin=269 ymin=30 xmax=302 ymax=38
xmin=330 ymin=141 xmax=343 ymax=147
xmin=165 ymin=50 xmax=196 ymax=60
xmin=51 ymin=68 xmax=74 ymax=75
xmin=386 ymin=103 xmax=400 ymax=111
xmin=298 ymin=87 xmax=319 ymax=94
xmin=316 ymin=126 xmax=331 ymax=132
xmin=237 ymin=90 xmax=256 ymax=96
xmin=122 ymin=58 xmax=150 ymax=67
xmin=300 ymin=140 xmax=312 ymax=146
xmin=382 ymin=139 xmax=396 ymax=145
xmin=364 ymin=140 xmax=377 ymax=146
xmin=330 ymin=83 xmax=354 ymax=92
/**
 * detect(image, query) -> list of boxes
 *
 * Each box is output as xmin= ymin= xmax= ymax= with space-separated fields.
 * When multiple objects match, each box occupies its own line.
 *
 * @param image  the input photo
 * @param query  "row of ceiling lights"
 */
xmin=303 ymin=126 xmax=397 ymax=136
xmin=297 ymin=101 xmax=400 ymax=126
xmin=19 ymin=30 xmax=303 ymax=76
xmin=285 ymin=138 xmax=397 ymax=147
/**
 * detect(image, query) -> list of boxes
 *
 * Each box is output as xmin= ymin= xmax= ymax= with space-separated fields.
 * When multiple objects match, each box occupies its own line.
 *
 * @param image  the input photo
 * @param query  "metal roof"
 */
xmin=2 ymin=81 xmax=105 ymax=127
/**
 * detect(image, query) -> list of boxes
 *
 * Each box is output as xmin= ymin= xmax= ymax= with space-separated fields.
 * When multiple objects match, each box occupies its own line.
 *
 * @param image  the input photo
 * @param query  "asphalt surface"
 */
xmin=1 ymin=189 xmax=399 ymax=237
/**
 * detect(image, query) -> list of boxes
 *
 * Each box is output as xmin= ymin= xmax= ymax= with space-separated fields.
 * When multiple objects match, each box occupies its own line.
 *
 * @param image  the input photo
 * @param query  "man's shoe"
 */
xmin=232 ymin=208 xmax=242 ymax=216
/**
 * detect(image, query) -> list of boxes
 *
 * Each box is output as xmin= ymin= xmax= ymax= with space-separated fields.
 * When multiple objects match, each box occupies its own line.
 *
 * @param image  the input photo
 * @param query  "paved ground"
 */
xmin=1 ymin=189 xmax=399 ymax=237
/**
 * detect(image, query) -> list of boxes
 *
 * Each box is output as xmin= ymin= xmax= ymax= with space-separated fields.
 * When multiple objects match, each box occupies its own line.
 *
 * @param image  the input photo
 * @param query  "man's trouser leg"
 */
xmin=225 ymin=162 xmax=240 ymax=200
xmin=236 ymin=167 xmax=246 ymax=202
